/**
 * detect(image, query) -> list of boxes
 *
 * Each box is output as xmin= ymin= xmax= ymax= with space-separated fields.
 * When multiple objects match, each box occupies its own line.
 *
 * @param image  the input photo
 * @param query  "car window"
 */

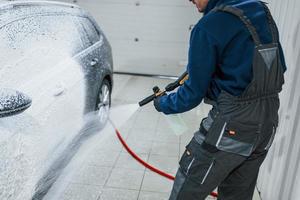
xmin=77 ymin=17 xmax=101 ymax=45
xmin=0 ymin=14 xmax=91 ymax=88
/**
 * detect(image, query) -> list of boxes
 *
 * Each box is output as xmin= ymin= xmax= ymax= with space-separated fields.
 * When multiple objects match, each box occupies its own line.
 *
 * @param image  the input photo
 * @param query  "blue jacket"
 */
xmin=158 ymin=0 xmax=286 ymax=114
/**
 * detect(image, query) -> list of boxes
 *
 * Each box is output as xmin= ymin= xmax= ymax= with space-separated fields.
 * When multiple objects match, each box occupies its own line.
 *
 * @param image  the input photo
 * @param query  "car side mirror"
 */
xmin=0 ymin=89 xmax=32 ymax=118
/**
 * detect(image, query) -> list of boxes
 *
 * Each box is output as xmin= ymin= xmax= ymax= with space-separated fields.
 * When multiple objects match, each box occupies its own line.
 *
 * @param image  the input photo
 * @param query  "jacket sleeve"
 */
xmin=158 ymin=25 xmax=219 ymax=115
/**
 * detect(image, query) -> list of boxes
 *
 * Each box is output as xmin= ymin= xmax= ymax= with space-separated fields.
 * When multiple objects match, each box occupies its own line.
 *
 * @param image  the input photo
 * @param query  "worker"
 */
xmin=153 ymin=0 xmax=286 ymax=199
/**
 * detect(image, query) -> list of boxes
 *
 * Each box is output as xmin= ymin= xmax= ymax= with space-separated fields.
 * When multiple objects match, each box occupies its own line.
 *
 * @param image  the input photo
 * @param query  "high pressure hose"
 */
xmin=110 ymin=120 xmax=218 ymax=198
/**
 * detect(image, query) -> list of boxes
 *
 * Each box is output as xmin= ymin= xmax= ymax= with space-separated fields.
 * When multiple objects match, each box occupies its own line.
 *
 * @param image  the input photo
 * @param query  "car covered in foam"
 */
xmin=0 ymin=1 xmax=113 ymax=199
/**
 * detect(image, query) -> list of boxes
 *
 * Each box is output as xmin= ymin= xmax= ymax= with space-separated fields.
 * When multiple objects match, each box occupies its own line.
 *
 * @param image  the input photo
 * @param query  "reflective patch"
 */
xmin=201 ymin=160 xmax=214 ymax=184
xmin=265 ymin=126 xmax=276 ymax=150
xmin=216 ymin=122 xmax=227 ymax=147
xmin=259 ymin=47 xmax=278 ymax=70
xmin=186 ymin=158 xmax=195 ymax=174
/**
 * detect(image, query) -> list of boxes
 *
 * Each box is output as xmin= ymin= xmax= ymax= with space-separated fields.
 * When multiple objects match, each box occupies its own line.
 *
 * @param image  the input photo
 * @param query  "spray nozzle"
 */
xmin=153 ymin=86 xmax=160 ymax=93
xmin=139 ymin=72 xmax=189 ymax=107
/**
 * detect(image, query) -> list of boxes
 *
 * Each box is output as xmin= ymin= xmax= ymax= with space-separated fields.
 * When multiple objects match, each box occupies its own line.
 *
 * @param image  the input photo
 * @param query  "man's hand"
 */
xmin=153 ymin=95 xmax=164 ymax=112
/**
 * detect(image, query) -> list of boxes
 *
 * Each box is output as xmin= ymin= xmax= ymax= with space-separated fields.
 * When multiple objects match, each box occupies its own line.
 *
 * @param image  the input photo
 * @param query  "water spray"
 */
xmin=113 ymin=72 xmax=219 ymax=198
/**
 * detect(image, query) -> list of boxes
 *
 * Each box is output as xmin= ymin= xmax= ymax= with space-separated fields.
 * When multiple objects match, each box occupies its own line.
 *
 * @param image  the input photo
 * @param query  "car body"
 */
xmin=0 ymin=1 xmax=113 ymax=199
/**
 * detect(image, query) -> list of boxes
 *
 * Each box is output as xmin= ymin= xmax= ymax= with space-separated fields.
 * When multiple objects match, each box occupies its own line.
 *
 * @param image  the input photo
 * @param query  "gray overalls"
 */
xmin=169 ymin=3 xmax=285 ymax=200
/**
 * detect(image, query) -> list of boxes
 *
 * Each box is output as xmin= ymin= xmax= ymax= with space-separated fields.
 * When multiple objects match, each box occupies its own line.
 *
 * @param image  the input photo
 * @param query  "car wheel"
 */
xmin=96 ymin=79 xmax=111 ymax=123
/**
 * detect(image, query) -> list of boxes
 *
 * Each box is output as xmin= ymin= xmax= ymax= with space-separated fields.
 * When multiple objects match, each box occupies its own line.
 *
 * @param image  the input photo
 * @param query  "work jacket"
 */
xmin=157 ymin=0 xmax=286 ymax=114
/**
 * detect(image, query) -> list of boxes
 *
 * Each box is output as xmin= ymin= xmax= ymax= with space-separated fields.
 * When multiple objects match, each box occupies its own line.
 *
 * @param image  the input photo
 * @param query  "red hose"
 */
xmin=115 ymin=128 xmax=218 ymax=198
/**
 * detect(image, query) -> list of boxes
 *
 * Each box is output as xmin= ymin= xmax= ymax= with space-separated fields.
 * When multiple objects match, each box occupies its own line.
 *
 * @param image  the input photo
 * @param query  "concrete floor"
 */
xmin=59 ymin=74 xmax=262 ymax=200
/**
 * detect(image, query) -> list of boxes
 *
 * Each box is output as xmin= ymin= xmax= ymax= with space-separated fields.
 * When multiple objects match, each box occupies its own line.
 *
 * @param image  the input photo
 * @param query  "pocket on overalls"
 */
xmin=204 ymin=115 xmax=261 ymax=156
xmin=218 ymin=120 xmax=260 ymax=156
xmin=224 ymin=120 xmax=260 ymax=144
xmin=179 ymin=138 xmax=215 ymax=185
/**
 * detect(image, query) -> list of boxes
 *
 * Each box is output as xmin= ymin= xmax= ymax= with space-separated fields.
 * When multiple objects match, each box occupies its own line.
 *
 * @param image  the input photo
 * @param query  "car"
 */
xmin=0 ymin=1 xmax=113 ymax=199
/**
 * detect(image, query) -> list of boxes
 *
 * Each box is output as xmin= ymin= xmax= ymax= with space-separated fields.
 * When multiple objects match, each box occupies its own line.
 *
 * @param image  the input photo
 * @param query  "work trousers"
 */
xmin=169 ymin=132 xmax=267 ymax=200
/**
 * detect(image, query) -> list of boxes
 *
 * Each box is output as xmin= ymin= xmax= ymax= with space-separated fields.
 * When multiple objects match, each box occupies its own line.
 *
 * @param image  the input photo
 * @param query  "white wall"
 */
xmin=257 ymin=1 xmax=300 ymax=200
xmin=60 ymin=0 xmax=200 ymax=76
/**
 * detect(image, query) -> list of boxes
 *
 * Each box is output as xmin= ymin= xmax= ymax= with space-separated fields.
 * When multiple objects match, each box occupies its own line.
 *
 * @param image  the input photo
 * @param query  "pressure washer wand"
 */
xmin=139 ymin=71 xmax=189 ymax=107
xmin=165 ymin=71 xmax=189 ymax=92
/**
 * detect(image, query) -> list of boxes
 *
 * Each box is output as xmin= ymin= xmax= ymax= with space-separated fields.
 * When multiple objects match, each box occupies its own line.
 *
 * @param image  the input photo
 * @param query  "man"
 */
xmin=153 ymin=0 xmax=286 ymax=199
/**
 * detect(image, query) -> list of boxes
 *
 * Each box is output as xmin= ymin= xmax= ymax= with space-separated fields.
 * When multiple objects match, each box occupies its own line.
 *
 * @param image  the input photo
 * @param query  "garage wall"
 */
xmin=58 ymin=0 xmax=200 ymax=76
xmin=257 ymin=0 xmax=300 ymax=200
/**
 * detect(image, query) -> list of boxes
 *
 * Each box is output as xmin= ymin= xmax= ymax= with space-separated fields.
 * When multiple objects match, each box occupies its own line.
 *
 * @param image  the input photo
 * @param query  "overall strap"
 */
xmin=260 ymin=2 xmax=278 ymax=43
xmin=213 ymin=5 xmax=261 ymax=46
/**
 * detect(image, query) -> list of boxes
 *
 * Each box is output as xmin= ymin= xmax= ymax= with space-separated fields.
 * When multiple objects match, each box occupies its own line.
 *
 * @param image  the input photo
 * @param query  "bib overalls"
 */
xmin=169 ymin=3 xmax=285 ymax=200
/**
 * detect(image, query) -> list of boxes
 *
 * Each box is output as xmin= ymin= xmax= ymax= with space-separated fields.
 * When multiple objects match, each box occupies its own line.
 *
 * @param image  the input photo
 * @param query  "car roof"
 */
xmin=0 ymin=0 xmax=82 ymax=14
xmin=0 ymin=0 xmax=91 ymax=27
xmin=0 ymin=0 xmax=80 ymax=9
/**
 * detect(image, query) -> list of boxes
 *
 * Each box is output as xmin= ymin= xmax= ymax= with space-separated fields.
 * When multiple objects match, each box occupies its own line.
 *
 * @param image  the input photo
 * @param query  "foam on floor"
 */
xmin=42 ymin=104 xmax=139 ymax=200
xmin=0 ymin=104 xmax=139 ymax=200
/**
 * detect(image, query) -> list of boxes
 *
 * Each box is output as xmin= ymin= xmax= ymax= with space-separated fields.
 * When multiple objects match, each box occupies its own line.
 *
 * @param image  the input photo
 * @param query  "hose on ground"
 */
xmin=114 ymin=128 xmax=218 ymax=198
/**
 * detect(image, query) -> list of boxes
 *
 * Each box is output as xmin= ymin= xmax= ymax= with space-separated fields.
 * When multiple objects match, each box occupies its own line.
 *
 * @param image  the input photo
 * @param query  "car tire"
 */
xmin=95 ymin=79 xmax=111 ymax=122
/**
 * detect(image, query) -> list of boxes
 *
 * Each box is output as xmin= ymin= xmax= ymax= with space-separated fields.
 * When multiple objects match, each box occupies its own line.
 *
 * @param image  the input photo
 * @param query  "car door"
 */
xmin=0 ymin=9 xmax=96 ymax=200
xmin=76 ymin=16 xmax=113 ymax=113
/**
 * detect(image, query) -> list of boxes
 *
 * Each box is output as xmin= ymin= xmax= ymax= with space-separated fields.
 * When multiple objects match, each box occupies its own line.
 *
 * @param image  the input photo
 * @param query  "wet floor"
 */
xmin=45 ymin=74 xmax=262 ymax=200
